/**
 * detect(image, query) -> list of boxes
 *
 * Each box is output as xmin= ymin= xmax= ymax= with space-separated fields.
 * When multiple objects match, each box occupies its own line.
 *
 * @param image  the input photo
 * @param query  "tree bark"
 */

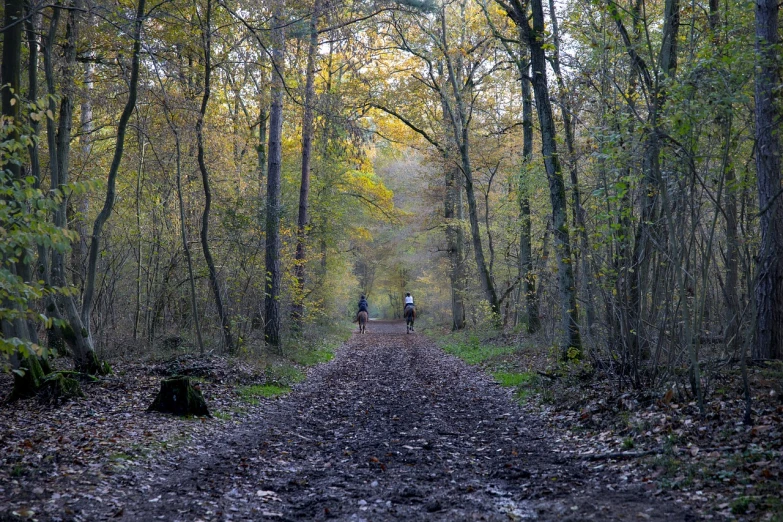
xmin=518 ymin=62 xmax=540 ymax=334
xmin=176 ymin=136 xmax=205 ymax=355
xmin=547 ymin=0 xmax=595 ymax=331
xmin=82 ymin=0 xmax=146 ymax=367
xmin=291 ymin=0 xmax=321 ymax=328
xmin=707 ymin=0 xmax=739 ymax=357
xmin=502 ymin=0 xmax=581 ymax=356
xmin=753 ymin=0 xmax=783 ymax=360
xmin=264 ymin=5 xmax=285 ymax=350
xmin=37 ymin=1 xmax=101 ymax=374
xmin=445 ymin=161 xmax=466 ymax=330
xmin=196 ymin=0 xmax=235 ymax=354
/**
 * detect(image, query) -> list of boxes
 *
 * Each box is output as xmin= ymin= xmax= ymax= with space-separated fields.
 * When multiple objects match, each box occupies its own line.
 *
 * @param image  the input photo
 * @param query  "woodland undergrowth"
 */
xmin=434 ymin=328 xmax=783 ymax=521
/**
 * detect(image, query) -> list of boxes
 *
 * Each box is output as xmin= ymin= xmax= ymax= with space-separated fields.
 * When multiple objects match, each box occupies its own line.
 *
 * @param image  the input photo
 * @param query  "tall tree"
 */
xmin=46 ymin=1 xmax=106 ymax=374
xmin=547 ymin=0 xmax=595 ymax=331
xmin=82 ymin=0 xmax=146 ymax=369
xmin=292 ymin=0 xmax=323 ymax=328
xmin=753 ymin=0 xmax=783 ymax=360
xmin=518 ymin=61 xmax=539 ymax=334
xmin=497 ymin=0 xmax=581 ymax=357
xmin=478 ymin=1 xmax=539 ymax=333
xmin=196 ymin=0 xmax=235 ymax=353
xmin=439 ymin=6 xmax=501 ymax=316
xmin=264 ymin=3 xmax=285 ymax=349
xmin=444 ymin=158 xmax=466 ymax=330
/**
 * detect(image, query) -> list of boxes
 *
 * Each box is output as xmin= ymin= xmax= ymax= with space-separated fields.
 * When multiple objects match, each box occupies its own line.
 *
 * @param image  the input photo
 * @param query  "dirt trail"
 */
xmin=65 ymin=321 xmax=693 ymax=521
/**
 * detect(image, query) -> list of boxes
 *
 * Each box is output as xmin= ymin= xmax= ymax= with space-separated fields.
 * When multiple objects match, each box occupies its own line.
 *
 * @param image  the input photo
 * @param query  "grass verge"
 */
xmin=433 ymin=330 xmax=539 ymax=403
xmin=237 ymin=384 xmax=291 ymax=405
xmin=439 ymin=332 xmax=517 ymax=365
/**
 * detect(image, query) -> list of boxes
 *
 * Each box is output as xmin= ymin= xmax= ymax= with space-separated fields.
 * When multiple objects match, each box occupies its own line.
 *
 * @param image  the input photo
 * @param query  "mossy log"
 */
xmin=38 ymin=372 xmax=86 ymax=405
xmin=147 ymin=376 xmax=210 ymax=417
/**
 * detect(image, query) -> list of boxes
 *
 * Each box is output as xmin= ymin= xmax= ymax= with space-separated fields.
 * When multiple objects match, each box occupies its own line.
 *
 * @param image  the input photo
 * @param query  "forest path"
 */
xmin=78 ymin=321 xmax=692 ymax=521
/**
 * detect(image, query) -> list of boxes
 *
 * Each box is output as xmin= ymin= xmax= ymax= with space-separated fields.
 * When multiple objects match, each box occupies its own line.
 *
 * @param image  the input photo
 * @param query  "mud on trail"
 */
xmin=64 ymin=321 xmax=692 ymax=521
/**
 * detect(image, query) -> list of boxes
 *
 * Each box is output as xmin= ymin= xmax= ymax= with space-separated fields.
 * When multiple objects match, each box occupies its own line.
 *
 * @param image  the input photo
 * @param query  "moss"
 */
xmin=60 ymin=323 xmax=76 ymax=343
xmin=440 ymin=336 xmax=516 ymax=365
xmin=37 ymin=372 xmax=85 ymax=405
xmin=76 ymin=350 xmax=109 ymax=376
xmin=10 ymin=354 xmax=47 ymax=401
xmin=289 ymin=348 xmax=334 ymax=366
xmin=147 ymin=376 xmax=210 ymax=417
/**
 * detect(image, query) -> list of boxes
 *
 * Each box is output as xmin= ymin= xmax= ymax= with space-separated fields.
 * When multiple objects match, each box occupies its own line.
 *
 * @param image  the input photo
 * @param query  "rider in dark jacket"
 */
xmin=357 ymin=295 xmax=369 ymax=320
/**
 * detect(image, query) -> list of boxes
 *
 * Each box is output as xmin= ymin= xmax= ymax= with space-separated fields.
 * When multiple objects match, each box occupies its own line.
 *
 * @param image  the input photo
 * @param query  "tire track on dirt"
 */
xmin=66 ymin=321 xmax=694 ymax=521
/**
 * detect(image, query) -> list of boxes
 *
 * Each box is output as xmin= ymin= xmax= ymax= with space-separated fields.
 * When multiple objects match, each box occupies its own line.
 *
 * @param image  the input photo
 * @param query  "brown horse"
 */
xmin=357 ymin=310 xmax=368 ymax=334
xmin=404 ymin=305 xmax=415 ymax=333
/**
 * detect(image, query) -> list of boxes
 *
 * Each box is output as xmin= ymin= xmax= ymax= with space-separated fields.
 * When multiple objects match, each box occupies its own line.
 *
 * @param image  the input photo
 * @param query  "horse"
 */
xmin=404 ymin=305 xmax=415 ymax=333
xmin=357 ymin=310 xmax=368 ymax=334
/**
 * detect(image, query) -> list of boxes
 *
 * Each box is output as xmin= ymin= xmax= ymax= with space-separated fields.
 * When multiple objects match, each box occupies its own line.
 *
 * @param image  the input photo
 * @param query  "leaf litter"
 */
xmin=1 ymin=322 xmax=697 ymax=520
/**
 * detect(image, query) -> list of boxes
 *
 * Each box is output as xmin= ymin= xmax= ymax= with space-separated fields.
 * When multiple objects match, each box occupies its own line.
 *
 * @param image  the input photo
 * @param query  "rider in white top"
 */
xmin=405 ymin=293 xmax=413 ymax=305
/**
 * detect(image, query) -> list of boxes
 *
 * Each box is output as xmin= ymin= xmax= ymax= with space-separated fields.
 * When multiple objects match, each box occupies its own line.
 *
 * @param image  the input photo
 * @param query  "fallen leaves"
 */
xmin=0 ymin=355 xmax=270 ymax=519
xmin=515 ymin=360 xmax=783 ymax=521
xmin=255 ymin=490 xmax=281 ymax=502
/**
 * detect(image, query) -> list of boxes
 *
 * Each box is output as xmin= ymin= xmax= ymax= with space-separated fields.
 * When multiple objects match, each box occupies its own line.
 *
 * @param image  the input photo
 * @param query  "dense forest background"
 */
xmin=1 ymin=0 xmax=782 ymax=407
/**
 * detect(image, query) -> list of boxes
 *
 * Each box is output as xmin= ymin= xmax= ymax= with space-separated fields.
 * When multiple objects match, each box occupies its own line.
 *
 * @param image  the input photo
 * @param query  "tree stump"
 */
xmin=147 ymin=376 xmax=210 ymax=417
xmin=38 ymin=372 xmax=86 ymax=405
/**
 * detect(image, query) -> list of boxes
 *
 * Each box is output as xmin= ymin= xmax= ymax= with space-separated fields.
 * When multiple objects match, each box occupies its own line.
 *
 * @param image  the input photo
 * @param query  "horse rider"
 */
xmin=404 ymin=292 xmax=414 ymax=315
xmin=357 ymin=294 xmax=369 ymax=320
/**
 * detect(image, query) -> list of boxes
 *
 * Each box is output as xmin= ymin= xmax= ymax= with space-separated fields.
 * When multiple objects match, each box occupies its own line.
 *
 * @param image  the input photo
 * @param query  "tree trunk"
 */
xmin=291 ymin=0 xmax=321 ymax=328
xmin=257 ymin=52 xmax=268 ymax=204
xmin=82 ymin=0 xmax=146 ymax=367
xmin=707 ymin=0 xmax=739 ymax=357
xmin=196 ymin=0 xmax=235 ymax=354
xmin=753 ymin=0 xmax=783 ymax=360
xmin=724 ymin=164 xmax=740 ymax=354
xmin=440 ymin=9 xmax=499 ymax=316
xmin=264 ymin=6 xmax=285 ymax=350
xmin=175 ymin=135 xmax=205 ymax=355
xmin=133 ymin=136 xmax=145 ymax=340
xmin=24 ymin=7 xmax=41 ymax=189
xmin=73 ymin=31 xmax=95 ymax=293
xmin=509 ymin=0 xmax=581 ymax=357
xmin=518 ymin=59 xmax=540 ymax=334
xmin=445 ymin=161 xmax=466 ymax=330
xmin=547 ymin=0 xmax=595 ymax=332
xmin=1 ymin=0 xmax=23 ymax=148
xmin=34 ymin=1 xmax=101 ymax=374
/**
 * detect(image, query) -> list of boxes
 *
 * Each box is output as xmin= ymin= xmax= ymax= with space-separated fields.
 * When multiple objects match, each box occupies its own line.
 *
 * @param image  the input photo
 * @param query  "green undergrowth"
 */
xmin=434 ymin=330 xmax=540 ymax=403
xmin=265 ymin=363 xmax=306 ymax=386
xmin=492 ymin=370 xmax=539 ymax=401
xmin=438 ymin=331 xmax=517 ymax=365
xmin=289 ymin=347 xmax=334 ymax=366
xmin=231 ymin=325 xmax=349 ymax=406
xmin=237 ymin=383 xmax=291 ymax=405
